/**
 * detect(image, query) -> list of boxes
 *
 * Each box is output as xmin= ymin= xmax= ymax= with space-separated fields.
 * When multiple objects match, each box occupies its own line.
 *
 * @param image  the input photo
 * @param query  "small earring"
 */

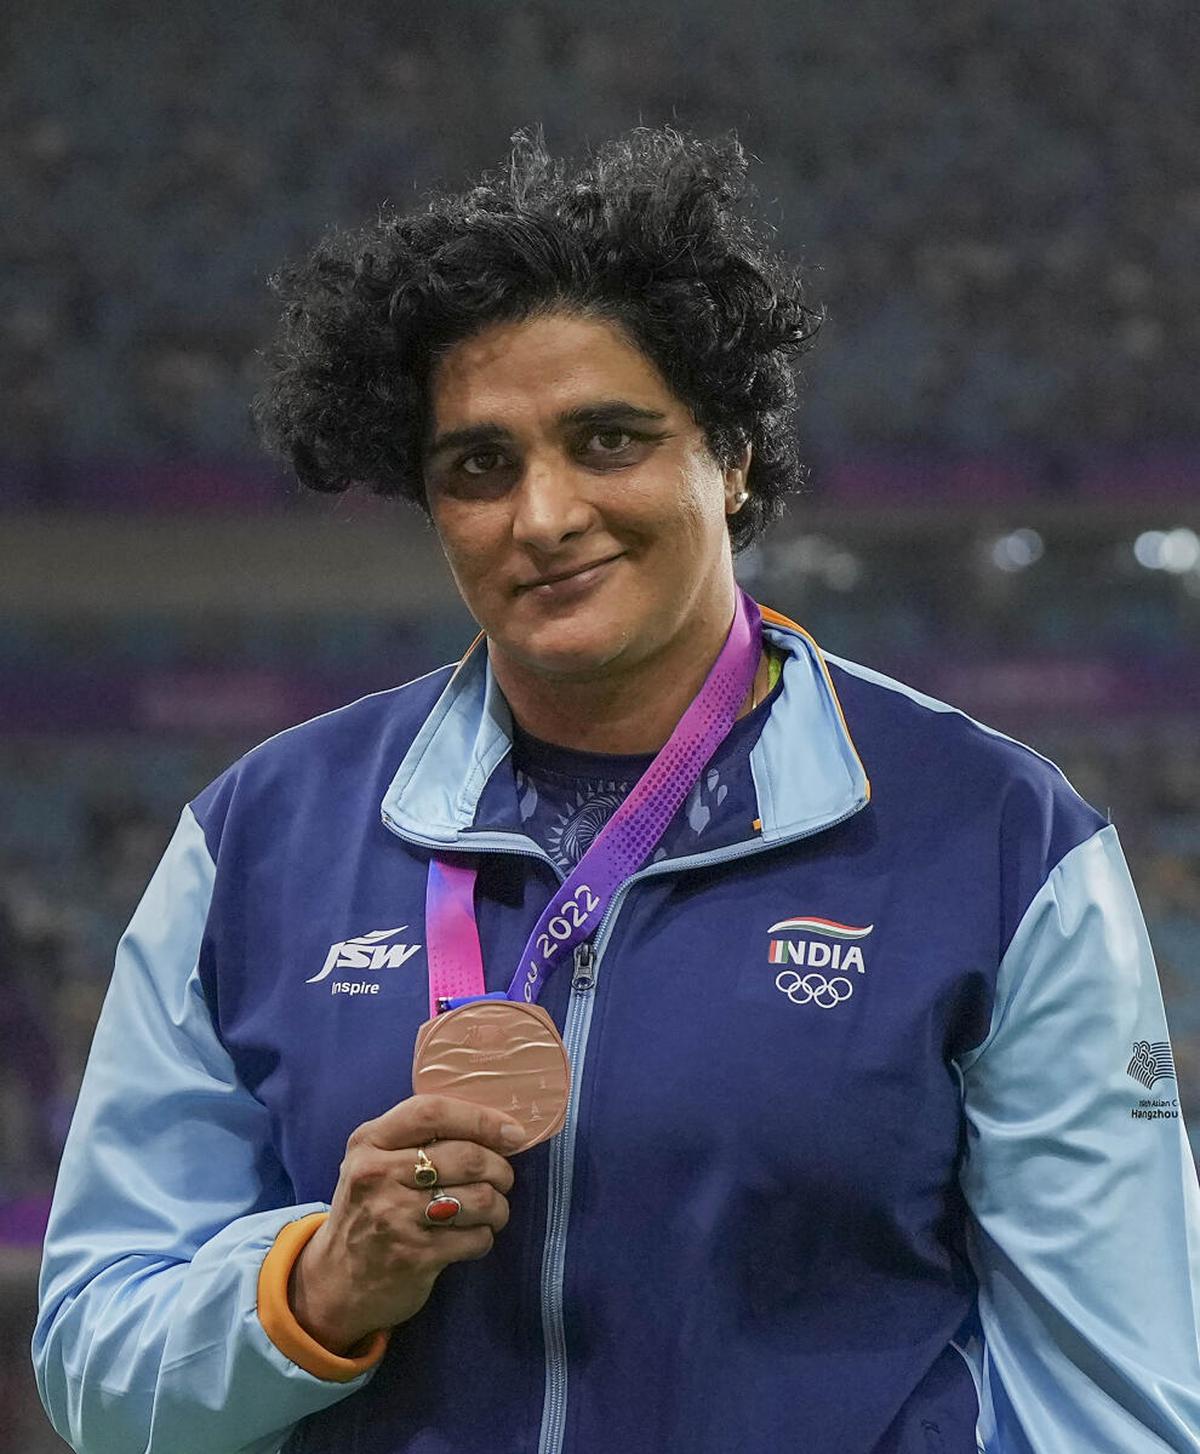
xmin=729 ymin=490 xmax=749 ymax=510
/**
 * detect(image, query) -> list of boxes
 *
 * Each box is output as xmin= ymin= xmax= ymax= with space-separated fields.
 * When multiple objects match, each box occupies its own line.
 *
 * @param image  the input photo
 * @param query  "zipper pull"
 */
xmin=570 ymin=941 xmax=596 ymax=993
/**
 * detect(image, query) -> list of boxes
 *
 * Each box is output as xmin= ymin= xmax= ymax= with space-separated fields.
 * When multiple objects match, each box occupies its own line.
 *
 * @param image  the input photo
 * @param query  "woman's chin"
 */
xmin=495 ymin=626 xmax=634 ymax=684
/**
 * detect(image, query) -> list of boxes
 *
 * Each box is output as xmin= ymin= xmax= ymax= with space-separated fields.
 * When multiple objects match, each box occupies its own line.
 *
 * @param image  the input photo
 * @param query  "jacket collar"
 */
xmin=380 ymin=607 xmax=870 ymax=854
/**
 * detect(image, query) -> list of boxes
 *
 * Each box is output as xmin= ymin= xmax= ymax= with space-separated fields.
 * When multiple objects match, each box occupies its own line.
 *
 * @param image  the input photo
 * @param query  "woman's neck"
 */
xmin=487 ymin=614 xmax=768 ymax=756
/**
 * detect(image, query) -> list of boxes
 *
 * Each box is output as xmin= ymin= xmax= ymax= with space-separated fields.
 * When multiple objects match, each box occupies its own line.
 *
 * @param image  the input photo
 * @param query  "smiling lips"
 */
xmin=519 ymin=553 xmax=624 ymax=596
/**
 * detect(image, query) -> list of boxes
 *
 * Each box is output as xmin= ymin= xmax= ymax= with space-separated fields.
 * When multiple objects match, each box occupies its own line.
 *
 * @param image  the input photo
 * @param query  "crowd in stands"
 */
xmin=1 ymin=0 xmax=1196 ymax=480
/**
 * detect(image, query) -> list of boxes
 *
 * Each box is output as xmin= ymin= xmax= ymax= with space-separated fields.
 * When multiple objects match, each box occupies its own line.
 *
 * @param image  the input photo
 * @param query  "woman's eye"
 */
xmin=450 ymin=430 xmax=651 ymax=484
xmin=589 ymin=428 xmax=633 ymax=453
xmin=461 ymin=450 xmax=505 ymax=476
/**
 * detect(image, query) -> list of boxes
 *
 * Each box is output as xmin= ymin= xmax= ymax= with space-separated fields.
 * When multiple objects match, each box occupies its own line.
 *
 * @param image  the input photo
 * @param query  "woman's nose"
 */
xmin=510 ymin=455 xmax=592 ymax=550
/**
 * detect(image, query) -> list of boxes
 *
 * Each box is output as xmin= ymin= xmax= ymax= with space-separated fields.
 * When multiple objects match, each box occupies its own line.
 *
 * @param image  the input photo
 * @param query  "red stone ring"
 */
xmin=423 ymin=1191 xmax=462 ymax=1227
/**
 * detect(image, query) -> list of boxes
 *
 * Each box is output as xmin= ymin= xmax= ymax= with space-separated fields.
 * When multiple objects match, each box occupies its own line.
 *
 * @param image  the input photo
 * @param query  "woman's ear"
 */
xmin=724 ymin=442 xmax=753 ymax=515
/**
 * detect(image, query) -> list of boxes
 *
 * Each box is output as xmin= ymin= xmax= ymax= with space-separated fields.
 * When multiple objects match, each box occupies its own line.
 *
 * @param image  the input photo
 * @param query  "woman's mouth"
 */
xmin=521 ymin=554 xmax=624 ymax=601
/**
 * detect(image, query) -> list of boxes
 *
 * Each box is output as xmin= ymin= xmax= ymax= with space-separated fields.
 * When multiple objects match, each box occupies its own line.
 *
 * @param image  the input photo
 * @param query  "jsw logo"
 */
xmin=307 ymin=926 xmax=422 ymax=984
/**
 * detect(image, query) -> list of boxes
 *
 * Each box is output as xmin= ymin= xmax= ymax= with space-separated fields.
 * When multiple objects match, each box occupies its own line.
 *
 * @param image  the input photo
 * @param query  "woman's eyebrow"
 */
xmin=425 ymin=400 xmax=668 ymax=462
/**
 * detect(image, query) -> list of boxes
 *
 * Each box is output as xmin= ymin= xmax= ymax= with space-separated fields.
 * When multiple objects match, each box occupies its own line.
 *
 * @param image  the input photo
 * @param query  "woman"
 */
xmin=33 ymin=129 xmax=1200 ymax=1453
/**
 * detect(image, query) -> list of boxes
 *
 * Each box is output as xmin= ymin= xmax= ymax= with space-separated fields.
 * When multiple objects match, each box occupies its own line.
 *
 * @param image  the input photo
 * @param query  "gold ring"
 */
xmin=413 ymin=1147 xmax=439 ymax=1189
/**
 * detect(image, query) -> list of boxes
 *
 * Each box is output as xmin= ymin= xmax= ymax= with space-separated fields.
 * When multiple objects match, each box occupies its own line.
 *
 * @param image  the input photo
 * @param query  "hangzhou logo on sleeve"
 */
xmin=1127 ymin=1040 xmax=1180 ymax=1121
xmin=307 ymin=926 xmax=423 ymax=995
xmin=1127 ymin=1040 xmax=1176 ymax=1090
xmin=769 ymin=916 xmax=873 ymax=1009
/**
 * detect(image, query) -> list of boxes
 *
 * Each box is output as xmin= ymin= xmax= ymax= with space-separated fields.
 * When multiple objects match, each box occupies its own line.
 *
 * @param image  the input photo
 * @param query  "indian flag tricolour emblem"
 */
xmin=767 ymin=917 xmax=873 ymax=972
xmin=767 ymin=917 xmax=873 ymax=939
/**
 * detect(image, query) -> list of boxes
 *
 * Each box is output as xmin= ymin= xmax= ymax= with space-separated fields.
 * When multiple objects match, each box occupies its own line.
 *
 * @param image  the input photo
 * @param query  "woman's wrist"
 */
xmin=258 ymin=1214 xmax=390 ymax=1382
xmin=288 ymin=1233 xmax=376 ymax=1356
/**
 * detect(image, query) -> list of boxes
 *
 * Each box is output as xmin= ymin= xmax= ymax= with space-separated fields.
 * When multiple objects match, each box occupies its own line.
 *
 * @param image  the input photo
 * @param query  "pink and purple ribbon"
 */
xmin=424 ymin=590 xmax=763 ymax=1016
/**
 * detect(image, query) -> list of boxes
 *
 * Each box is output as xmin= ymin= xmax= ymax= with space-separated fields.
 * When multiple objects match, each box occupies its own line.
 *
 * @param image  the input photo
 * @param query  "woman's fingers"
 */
xmin=359 ymin=1094 xmax=524 ymax=1158
xmin=400 ymin=1138 xmax=515 ymax=1195
xmin=297 ymin=1094 xmax=524 ymax=1341
xmin=433 ymin=1225 xmax=499 ymax=1264
xmin=416 ymin=1180 xmax=512 ymax=1236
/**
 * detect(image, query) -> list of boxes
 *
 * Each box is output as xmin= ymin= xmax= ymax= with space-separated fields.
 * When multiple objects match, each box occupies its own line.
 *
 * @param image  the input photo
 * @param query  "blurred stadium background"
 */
xmin=1 ymin=2 xmax=1197 ymax=1447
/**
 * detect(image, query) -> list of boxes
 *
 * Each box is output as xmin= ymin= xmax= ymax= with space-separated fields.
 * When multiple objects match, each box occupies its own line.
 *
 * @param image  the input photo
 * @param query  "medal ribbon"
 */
xmin=424 ymin=590 xmax=763 ymax=1017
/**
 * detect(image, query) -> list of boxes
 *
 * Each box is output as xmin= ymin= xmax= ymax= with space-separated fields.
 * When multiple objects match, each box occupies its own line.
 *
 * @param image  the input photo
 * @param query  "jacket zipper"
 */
xmin=569 ymin=941 xmax=595 ymax=992
xmin=537 ymin=939 xmax=597 ymax=1454
xmin=383 ymin=799 xmax=869 ymax=1454
xmin=532 ymin=803 xmax=868 ymax=1454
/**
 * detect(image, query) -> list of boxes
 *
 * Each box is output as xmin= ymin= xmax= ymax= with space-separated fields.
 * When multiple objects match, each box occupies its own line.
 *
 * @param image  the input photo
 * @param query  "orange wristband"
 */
xmin=257 ymin=1212 xmax=389 ymax=1382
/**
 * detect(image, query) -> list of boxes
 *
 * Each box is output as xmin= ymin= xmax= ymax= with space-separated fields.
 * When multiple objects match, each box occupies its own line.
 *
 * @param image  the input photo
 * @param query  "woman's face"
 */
xmin=423 ymin=311 xmax=748 ymax=685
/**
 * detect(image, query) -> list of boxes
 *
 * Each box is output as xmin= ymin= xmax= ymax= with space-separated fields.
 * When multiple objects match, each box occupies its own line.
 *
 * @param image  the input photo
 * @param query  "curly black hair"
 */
xmin=253 ymin=126 xmax=824 ymax=551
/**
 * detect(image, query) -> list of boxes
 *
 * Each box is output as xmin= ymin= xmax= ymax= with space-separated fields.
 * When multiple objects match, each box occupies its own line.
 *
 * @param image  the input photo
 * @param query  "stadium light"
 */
xmin=825 ymin=550 xmax=862 ymax=591
xmin=778 ymin=535 xmax=862 ymax=590
xmin=1160 ymin=528 xmax=1200 ymax=573
xmin=1134 ymin=528 xmax=1200 ymax=573
xmin=989 ymin=528 xmax=1044 ymax=572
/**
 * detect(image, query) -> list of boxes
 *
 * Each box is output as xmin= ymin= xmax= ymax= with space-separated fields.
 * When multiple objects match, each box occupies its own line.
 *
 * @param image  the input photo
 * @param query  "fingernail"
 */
xmin=501 ymin=1123 xmax=523 ymax=1148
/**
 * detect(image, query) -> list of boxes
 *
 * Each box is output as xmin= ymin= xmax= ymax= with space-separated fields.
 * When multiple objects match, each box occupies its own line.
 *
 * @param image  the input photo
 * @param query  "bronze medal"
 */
xmin=411 ymin=999 xmax=571 ymax=1153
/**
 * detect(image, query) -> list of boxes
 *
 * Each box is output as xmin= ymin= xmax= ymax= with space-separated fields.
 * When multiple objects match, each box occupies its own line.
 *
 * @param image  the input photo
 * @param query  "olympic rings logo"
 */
xmin=774 ymin=970 xmax=854 ymax=1008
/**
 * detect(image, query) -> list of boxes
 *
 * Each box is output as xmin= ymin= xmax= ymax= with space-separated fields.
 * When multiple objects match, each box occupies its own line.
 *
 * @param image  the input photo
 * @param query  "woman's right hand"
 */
xmin=288 ymin=1094 xmax=524 ymax=1352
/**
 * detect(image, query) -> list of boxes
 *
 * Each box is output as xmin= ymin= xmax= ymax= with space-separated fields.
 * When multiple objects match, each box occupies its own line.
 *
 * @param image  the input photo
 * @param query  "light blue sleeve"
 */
xmin=956 ymin=824 xmax=1200 ymax=1453
xmin=32 ymin=806 xmax=375 ymax=1454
